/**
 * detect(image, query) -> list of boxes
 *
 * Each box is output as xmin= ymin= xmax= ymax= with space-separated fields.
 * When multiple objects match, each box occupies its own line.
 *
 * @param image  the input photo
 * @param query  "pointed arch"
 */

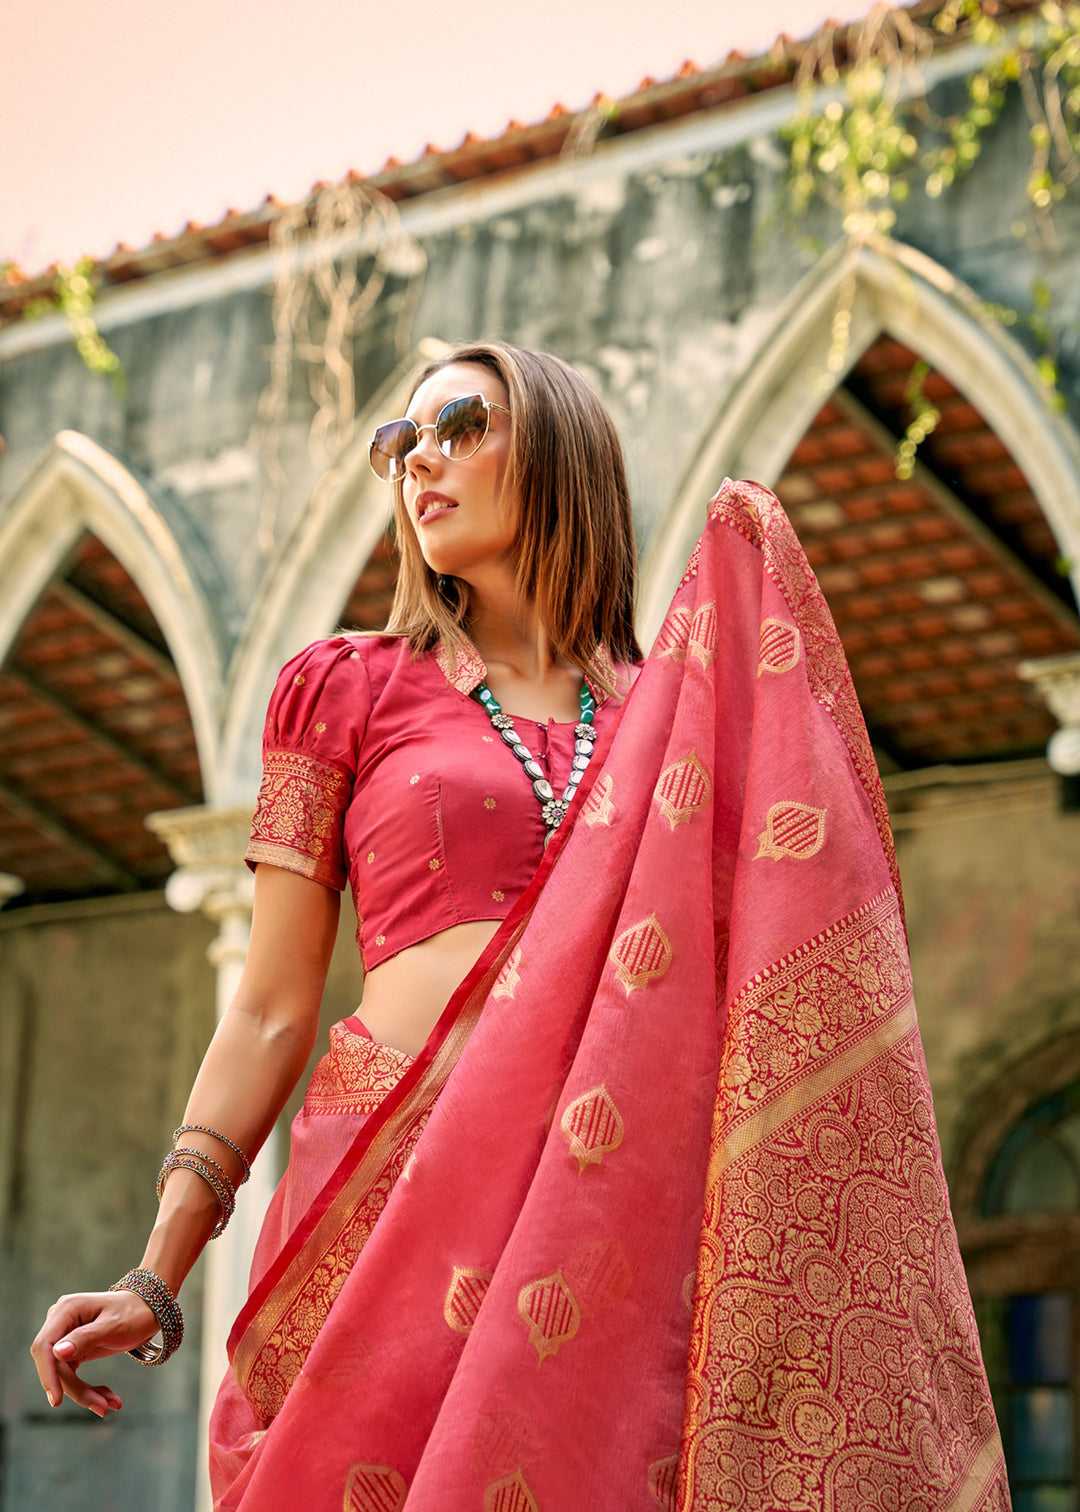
xmin=0 ymin=431 xmax=227 ymax=793
xmin=639 ymin=241 xmax=1080 ymax=643
xmin=221 ymin=341 xmax=451 ymax=799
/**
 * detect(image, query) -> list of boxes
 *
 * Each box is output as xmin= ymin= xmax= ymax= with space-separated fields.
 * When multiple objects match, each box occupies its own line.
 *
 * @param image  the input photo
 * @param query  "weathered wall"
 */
xmin=2 ymin=88 xmax=1078 ymax=641
xmin=894 ymin=774 xmax=1080 ymax=1176
xmin=0 ymin=892 xmax=363 ymax=1512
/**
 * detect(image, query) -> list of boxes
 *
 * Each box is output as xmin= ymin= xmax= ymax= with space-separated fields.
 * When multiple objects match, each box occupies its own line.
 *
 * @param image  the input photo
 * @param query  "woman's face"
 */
xmin=401 ymin=362 xmax=518 ymax=586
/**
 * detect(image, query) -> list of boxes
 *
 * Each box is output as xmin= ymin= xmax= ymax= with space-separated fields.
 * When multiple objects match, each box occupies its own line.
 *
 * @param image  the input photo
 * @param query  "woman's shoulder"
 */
xmin=261 ymin=636 xmax=398 ymax=754
xmin=276 ymin=631 xmax=408 ymax=684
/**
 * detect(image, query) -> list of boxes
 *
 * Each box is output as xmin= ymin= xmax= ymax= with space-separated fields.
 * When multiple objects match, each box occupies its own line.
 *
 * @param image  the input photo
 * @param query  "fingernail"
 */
xmin=45 ymin=1390 xmax=56 ymax=1408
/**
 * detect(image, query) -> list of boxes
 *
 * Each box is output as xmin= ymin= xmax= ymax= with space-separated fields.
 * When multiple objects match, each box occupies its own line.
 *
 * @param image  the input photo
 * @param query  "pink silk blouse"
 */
xmin=245 ymin=633 xmax=627 ymax=969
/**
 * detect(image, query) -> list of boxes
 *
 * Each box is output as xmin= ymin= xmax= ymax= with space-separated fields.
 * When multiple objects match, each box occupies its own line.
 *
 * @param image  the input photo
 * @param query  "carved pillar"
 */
xmin=0 ymin=876 xmax=25 ymax=969
xmin=1018 ymin=651 xmax=1080 ymax=776
xmin=145 ymin=805 xmax=275 ymax=1512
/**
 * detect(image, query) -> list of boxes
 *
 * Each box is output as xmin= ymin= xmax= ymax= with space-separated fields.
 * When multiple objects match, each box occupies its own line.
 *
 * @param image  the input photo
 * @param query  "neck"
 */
xmin=464 ymin=572 xmax=561 ymax=682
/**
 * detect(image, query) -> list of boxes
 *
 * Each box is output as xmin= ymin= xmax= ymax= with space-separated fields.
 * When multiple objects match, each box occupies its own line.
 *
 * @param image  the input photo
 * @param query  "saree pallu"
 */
xmin=210 ymin=479 xmax=1010 ymax=1512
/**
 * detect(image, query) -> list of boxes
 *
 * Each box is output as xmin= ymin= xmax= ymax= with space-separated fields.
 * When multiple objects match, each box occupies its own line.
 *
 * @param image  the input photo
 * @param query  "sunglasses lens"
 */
xmin=436 ymin=395 xmax=490 ymax=460
xmin=370 ymin=419 xmax=418 ymax=481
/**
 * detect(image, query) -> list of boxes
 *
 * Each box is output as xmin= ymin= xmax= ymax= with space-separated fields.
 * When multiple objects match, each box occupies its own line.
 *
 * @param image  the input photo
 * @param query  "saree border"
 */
xmin=710 ymin=889 xmax=914 ymax=1180
xmin=680 ymin=890 xmax=1008 ymax=1510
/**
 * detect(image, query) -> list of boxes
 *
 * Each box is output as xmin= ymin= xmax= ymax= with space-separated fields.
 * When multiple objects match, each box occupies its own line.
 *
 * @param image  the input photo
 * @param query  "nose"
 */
xmin=404 ymin=421 xmax=443 ymax=479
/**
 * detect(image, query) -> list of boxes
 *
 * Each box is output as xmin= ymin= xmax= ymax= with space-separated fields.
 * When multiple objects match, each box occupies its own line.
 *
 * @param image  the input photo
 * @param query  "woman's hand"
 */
xmin=30 ymin=1289 xmax=157 ymax=1416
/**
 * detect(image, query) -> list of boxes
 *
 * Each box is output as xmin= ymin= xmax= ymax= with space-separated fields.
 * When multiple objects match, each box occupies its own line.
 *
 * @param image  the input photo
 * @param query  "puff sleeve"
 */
xmin=244 ymin=638 xmax=371 ymax=890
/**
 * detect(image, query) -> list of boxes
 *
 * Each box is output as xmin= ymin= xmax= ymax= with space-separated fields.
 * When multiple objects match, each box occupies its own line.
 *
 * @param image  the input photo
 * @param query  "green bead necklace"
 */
xmin=475 ymin=678 xmax=597 ymax=834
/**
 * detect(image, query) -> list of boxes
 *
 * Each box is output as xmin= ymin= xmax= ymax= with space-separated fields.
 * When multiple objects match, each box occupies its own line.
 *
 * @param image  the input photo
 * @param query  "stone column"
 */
xmin=145 ymin=805 xmax=276 ymax=1512
xmin=1018 ymin=651 xmax=1080 ymax=776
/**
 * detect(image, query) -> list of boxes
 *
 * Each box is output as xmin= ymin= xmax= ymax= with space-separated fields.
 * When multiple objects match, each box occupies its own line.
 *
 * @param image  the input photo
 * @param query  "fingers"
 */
xmin=55 ymin=1359 xmax=123 ymax=1418
xmin=30 ymin=1298 xmax=77 ymax=1406
xmin=51 ymin=1320 xmax=120 ymax=1367
xmin=31 ymin=1291 xmax=151 ymax=1415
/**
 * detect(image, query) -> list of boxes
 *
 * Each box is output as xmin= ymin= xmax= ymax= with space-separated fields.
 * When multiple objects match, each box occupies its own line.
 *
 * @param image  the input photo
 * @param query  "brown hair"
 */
xmin=381 ymin=340 xmax=642 ymax=691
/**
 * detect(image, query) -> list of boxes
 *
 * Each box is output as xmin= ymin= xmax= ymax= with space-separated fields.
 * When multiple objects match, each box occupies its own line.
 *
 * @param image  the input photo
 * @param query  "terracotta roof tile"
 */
xmin=1 ymin=0 xmax=1042 ymax=314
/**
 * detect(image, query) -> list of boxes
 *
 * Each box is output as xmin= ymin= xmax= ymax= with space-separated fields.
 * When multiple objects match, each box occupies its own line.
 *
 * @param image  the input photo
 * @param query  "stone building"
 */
xmin=1 ymin=4 xmax=1079 ymax=1507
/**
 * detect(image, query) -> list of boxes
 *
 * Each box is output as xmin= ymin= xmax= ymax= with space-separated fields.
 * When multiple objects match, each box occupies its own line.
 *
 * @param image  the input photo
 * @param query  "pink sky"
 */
xmin=4 ymin=0 xmax=875 ymax=274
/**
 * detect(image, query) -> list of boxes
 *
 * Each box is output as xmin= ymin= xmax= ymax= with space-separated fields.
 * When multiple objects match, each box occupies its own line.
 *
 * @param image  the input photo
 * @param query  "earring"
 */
xmin=438 ymin=575 xmax=457 ymax=601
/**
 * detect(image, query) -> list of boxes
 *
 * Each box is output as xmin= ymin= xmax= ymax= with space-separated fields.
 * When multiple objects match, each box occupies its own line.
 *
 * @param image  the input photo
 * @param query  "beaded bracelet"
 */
xmin=157 ymin=1146 xmax=233 ymax=1199
xmin=109 ymin=1267 xmax=184 ymax=1366
xmin=157 ymin=1151 xmax=236 ymax=1240
xmin=172 ymin=1124 xmax=251 ymax=1185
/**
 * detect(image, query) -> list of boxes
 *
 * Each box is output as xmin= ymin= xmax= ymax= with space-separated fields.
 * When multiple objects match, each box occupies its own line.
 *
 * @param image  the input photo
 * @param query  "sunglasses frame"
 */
xmin=368 ymin=393 xmax=511 ymax=482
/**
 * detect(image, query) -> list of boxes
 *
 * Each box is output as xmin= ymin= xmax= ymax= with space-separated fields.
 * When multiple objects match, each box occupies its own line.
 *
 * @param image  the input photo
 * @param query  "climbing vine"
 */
xmin=0 ymin=257 xmax=126 ymax=393
xmin=248 ymin=181 xmax=426 ymax=555
xmin=781 ymin=0 xmax=1080 ymax=469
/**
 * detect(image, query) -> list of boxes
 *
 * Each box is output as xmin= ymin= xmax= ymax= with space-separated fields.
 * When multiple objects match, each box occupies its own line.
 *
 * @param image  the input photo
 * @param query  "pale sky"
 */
xmin=4 ymin=0 xmax=876 ymax=274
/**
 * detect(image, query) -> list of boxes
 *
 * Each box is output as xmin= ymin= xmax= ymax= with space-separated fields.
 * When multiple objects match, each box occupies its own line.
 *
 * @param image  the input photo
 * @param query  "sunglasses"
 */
xmin=368 ymin=393 xmax=511 ymax=482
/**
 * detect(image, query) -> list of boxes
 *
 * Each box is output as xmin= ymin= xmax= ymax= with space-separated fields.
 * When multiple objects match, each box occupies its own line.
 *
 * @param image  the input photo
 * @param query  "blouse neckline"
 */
xmin=434 ymin=634 xmax=618 ymax=709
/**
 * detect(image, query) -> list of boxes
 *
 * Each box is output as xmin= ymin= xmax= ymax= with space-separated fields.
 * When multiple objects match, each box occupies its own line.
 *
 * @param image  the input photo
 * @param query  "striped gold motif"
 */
xmin=653 ymin=751 xmax=711 ymax=830
xmin=758 ymin=616 xmax=802 ymax=675
xmin=647 ymin=1454 xmax=679 ymax=1511
xmin=582 ymin=772 xmax=615 ymax=828
xmin=654 ymin=604 xmax=691 ymax=660
xmin=483 ymin=1469 xmax=539 ymax=1512
xmin=560 ymin=1085 xmax=625 ymax=1172
xmin=687 ymin=600 xmax=719 ymax=667
xmin=342 ymin=1463 xmax=407 ymax=1512
xmin=517 ymin=1270 xmax=581 ymax=1362
xmin=491 ymin=947 xmax=522 ymax=1002
xmin=609 ymin=915 xmax=673 ymax=995
xmin=754 ymin=800 xmax=827 ymax=861
xmin=443 ymin=1265 xmax=494 ymax=1335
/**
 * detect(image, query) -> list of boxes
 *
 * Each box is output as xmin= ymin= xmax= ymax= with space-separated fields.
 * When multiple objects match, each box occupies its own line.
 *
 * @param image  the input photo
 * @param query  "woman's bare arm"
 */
xmin=30 ymin=864 xmax=339 ymax=1416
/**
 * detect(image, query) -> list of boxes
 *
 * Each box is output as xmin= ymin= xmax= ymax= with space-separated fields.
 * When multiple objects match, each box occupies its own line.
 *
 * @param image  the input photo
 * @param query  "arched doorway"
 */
xmin=953 ymin=1040 xmax=1080 ymax=1509
xmin=0 ymin=531 xmax=204 ymax=901
xmin=0 ymin=437 xmax=220 ymax=1512
xmin=640 ymin=241 xmax=1080 ymax=651
xmin=769 ymin=333 xmax=1079 ymax=772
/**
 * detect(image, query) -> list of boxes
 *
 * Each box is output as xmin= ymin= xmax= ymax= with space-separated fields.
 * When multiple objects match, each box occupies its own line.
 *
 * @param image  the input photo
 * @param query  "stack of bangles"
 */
xmin=156 ymin=1123 xmax=252 ymax=1241
xmin=108 ymin=1268 xmax=185 ymax=1366
xmin=109 ymin=1127 xmax=251 ymax=1366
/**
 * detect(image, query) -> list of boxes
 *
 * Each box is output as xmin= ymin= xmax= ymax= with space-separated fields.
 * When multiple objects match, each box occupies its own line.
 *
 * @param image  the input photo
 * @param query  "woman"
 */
xmin=32 ymin=343 xmax=1010 ymax=1511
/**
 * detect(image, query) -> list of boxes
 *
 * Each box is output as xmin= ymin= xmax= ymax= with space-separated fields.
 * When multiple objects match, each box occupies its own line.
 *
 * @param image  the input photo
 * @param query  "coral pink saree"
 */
xmin=210 ymin=480 xmax=1009 ymax=1511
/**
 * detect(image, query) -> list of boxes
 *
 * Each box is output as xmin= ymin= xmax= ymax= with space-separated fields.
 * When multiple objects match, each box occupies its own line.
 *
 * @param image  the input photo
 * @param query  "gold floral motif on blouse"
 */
xmin=245 ymin=748 xmax=350 ymax=890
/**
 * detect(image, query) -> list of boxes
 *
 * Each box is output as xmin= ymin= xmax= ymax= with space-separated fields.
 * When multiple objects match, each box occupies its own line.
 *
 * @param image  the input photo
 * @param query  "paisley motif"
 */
xmin=754 ymin=800 xmax=827 ymax=861
xmin=560 ymin=1085 xmax=625 ymax=1172
xmin=609 ymin=915 xmax=673 ymax=994
xmin=517 ymin=1270 xmax=581 ymax=1362
xmin=758 ymin=617 xmax=802 ymax=676
xmin=342 ymin=1463 xmax=407 ymax=1512
xmin=483 ymin=1470 xmax=539 ymax=1512
xmin=443 ymin=1266 xmax=494 ymax=1335
xmin=653 ymin=751 xmax=711 ymax=830
xmin=582 ymin=772 xmax=616 ymax=828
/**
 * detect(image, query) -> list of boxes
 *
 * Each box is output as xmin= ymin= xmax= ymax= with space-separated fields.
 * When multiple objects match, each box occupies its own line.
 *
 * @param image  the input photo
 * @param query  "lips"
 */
xmin=416 ymin=491 xmax=458 ymax=523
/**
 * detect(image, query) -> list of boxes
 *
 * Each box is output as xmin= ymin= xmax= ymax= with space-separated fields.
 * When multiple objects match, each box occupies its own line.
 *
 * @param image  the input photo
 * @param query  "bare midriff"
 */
xmin=356 ymin=919 xmax=503 ymax=1057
